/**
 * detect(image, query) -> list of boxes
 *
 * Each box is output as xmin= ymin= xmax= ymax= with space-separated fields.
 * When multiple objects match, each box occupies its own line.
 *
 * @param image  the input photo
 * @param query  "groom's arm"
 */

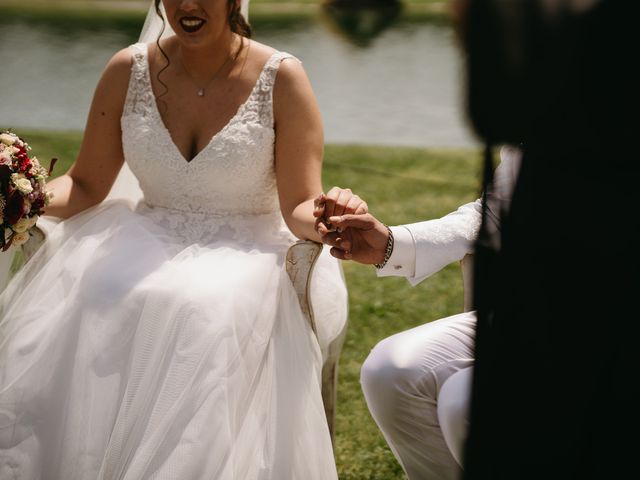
xmin=318 ymin=146 xmax=521 ymax=277
xmin=376 ymin=201 xmax=483 ymax=286
xmin=377 ymin=145 xmax=521 ymax=286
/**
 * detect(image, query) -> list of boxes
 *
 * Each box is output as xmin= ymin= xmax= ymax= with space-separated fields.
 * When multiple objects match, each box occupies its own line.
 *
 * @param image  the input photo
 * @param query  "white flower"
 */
xmin=13 ymin=217 xmax=31 ymax=233
xmin=0 ymin=150 xmax=11 ymax=165
xmin=11 ymin=231 xmax=30 ymax=247
xmin=27 ymin=215 xmax=38 ymax=228
xmin=29 ymin=157 xmax=49 ymax=178
xmin=0 ymin=133 xmax=16 ymax=146
xmin=11 ymin=173 xmax=33 ymax=194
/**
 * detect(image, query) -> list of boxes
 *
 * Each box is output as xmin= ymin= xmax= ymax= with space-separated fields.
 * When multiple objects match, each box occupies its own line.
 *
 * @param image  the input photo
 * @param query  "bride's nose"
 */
xmin=178 ymin=0 xmax=202 ymax=12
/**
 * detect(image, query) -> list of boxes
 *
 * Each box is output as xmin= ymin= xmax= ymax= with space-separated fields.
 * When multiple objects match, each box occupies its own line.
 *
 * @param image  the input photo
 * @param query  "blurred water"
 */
xmin=0 ymin=19 xmax=480 ymax=148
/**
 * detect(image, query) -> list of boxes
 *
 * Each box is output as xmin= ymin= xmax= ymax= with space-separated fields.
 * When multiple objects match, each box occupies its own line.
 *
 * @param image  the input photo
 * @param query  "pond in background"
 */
xmin=0 ymin=8 xmax=481 ymax=148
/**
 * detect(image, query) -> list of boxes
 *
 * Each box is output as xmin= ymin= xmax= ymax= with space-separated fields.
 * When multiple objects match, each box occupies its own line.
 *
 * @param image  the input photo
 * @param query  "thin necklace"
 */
xmin=180 ymin=36 xmax=242 ymax=98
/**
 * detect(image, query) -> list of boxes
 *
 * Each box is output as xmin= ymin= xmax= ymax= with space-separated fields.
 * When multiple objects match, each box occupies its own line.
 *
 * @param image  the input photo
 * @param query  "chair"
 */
xmin=460 ymin=253 xmax=474 ymax=313
xmin=285 ymin=240 xmax=348 ymax=444
xmin=436 ymin=253 xmax=475 ymax=467
xmin=17 ymin=228 xmax=347 ymax=446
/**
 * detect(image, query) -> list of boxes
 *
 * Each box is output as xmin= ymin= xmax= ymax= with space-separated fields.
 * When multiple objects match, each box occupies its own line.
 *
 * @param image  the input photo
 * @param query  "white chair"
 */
xmin=286 ymin=240 xmax=348 ymax=444
xmin=436 ymin=253 xmax=475 ymax=466
xmin=460 ymin=253 xmax=474 ymax=313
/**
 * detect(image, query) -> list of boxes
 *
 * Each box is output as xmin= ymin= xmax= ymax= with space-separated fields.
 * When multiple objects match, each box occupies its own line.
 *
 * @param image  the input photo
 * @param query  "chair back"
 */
xmin=461 ymin=254 xmax=474 ymax=312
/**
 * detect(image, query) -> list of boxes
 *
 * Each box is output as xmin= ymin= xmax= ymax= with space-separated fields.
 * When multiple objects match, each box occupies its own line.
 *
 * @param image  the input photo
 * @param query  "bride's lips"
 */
xmin=179 ymin=16 xmax=206 ymax=33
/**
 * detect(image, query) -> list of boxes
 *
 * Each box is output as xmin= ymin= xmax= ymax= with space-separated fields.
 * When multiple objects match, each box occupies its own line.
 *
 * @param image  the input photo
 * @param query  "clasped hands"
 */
xmin=313 ymin=187 xmax=391 ymax=266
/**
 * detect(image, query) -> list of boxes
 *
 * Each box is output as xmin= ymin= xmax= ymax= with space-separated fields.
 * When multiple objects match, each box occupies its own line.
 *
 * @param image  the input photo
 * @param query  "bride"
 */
xmin=0 ymin=1 xmax=360 ymax=478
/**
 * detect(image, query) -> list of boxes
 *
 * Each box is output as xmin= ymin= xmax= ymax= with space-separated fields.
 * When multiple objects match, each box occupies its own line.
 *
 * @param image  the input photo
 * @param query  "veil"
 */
xmin=106 ymin=0 xmax=251 ymax=204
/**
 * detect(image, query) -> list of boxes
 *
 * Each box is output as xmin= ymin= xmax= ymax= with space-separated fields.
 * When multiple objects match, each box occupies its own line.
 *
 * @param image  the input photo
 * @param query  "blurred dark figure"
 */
xmin=320 ymin=0 xmax=403 ymax=47
xmin=460 ymin=0 xmax=639 ymax=478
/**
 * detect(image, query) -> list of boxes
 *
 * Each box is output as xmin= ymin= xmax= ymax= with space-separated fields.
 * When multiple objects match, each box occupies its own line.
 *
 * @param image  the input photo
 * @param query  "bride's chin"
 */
xmin=173 ymin=31 xmax=211 ymax=48
xmin=168 ymin=22 xmax=209 ymax=42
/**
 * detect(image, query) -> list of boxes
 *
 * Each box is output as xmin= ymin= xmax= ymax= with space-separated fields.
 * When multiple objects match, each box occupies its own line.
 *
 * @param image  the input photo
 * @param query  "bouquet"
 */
xmin=0 ymin=130 xmax=55 ymax=252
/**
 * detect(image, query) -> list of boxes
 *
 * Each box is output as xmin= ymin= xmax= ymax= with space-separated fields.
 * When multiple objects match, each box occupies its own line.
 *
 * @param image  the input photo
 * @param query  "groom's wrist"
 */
xmin=375 ymin=226 xmax=416 ymax=277
xmin=374 ymin=226 xmax=394 ymax=269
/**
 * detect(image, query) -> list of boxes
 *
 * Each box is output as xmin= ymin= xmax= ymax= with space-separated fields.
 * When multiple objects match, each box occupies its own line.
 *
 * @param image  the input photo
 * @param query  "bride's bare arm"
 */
xmin=273 ymin=59 xmax=325 ymax=242
xmin=44 ymin=48 xmax=131 ymax=219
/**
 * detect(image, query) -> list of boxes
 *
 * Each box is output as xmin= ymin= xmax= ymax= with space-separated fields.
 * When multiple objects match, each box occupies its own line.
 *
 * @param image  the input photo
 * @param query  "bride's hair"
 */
xmin=227 ymin=0 xmax=252 ymax=38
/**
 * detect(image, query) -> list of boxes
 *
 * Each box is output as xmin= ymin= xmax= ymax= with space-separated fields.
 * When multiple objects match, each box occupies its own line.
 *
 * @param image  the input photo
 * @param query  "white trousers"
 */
xmin=360 ymin=312 xmax=476 ymax=480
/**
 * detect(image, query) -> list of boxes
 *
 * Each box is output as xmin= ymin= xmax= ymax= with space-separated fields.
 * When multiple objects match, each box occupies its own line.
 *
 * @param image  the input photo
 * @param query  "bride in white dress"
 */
xmin=0 ymin=1 xmax=356 ymax=478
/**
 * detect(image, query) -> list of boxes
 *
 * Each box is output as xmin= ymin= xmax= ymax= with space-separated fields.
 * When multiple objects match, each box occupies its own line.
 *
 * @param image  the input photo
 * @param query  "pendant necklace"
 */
xmin=180 ymin=37 xmax=241 ymax=98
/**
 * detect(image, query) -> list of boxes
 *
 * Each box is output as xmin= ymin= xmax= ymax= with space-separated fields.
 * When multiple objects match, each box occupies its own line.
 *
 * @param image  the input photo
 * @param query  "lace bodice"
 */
xmin=121 ymin=43 xmax=296 ymax=244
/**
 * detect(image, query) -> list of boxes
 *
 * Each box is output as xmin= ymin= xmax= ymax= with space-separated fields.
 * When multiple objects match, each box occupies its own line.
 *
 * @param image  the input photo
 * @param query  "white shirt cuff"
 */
xmin=375 ymin=226 xmax=416 ymax=278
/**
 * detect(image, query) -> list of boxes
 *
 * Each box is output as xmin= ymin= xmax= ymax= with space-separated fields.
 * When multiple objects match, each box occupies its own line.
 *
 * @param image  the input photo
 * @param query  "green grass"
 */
xmin=10 ymin=128 xmax=481 ymax=479
xmin=324 ymin=145 xmax=479 ymax=479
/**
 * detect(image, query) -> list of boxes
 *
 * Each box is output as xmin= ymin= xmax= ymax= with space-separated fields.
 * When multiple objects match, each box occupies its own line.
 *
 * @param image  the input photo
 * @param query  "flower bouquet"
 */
xmin=0 ymin=130 xmax=55 ymax=252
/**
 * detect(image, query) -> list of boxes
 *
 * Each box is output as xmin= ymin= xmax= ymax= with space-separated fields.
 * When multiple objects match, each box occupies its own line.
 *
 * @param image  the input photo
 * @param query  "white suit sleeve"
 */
xmin=376 ymin=145 xmax=521 ymax=286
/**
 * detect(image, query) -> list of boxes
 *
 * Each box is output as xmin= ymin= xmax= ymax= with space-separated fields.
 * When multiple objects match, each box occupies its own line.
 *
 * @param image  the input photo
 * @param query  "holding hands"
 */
xmin=314 ymin=187 xmax=390 ymax=266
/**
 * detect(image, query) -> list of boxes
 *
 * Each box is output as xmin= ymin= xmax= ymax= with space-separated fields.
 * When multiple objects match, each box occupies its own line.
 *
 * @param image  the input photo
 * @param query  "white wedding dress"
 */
xmin=0 ymin=43 xmax=347 ymax=480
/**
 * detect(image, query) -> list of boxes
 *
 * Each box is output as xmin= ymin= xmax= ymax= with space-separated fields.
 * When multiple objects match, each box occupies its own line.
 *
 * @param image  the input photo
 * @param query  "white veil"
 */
xmin=106 ymin=0 xmax=250 ymax=204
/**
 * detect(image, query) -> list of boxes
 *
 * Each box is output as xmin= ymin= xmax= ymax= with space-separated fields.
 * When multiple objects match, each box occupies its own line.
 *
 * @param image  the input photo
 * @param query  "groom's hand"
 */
xmin=317 ymin=213 xmax=389 ymax=265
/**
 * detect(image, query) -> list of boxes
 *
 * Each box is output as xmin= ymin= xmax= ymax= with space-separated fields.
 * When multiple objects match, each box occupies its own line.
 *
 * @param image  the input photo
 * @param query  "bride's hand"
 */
xmin=312 ymin=187 xmax=368 ymax=232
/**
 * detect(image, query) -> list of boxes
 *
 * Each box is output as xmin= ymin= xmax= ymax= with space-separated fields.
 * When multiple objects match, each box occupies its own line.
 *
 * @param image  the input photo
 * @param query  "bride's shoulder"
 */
xmin=247 ymin=40 xmax=303 ymax=79
xmin=105 ymin=46 xmax=136 ymax=69
xmin=246 ymin=39 xmax=277 ymax=58
xmin=93 ymin=47 xmax=136 ymax=100
xmin=248 ymin=40 xmax=297 ymax=62
xmin=246 ymin=40 xmax=293 ymax=66
xmin=102 ymin=46 xmax=140 ymax=82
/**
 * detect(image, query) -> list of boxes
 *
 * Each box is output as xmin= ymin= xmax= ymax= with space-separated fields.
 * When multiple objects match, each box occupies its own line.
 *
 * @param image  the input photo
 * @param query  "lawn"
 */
xmin=11 ymin=129 xmax=482 ymax=478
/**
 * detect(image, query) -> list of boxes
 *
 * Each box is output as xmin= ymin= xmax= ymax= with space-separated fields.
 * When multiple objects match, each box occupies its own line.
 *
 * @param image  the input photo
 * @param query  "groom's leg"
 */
xmin=360 ymin=311 xmax=475 ymax=480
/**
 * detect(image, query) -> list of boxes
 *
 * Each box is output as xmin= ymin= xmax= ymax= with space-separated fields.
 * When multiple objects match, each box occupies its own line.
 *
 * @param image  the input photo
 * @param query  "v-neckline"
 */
xmin=143 ymin=45 xmax=278 ymax=165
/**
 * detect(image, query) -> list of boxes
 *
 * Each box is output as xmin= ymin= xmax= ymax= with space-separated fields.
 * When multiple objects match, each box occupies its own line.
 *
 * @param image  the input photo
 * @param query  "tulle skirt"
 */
xmin=0 ymin=200 xmax=347 ymax=480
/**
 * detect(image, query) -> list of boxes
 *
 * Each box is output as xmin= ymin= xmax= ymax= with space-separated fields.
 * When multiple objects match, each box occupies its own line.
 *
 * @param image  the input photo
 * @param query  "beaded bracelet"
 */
xmin=374 ymin=226 xmax=394 ymax=269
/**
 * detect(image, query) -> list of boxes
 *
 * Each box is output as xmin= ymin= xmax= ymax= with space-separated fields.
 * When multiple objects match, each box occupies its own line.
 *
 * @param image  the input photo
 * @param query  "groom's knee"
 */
xmin=360 ymin=336 xmax=437 ymax=416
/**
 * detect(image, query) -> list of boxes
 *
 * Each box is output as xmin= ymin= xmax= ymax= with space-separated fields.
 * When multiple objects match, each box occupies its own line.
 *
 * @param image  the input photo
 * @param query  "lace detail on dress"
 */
xmin=120 ymin=43 xmax=298 ymax=244
xmin=243 ymin=52 xmax=298 ymax=129
xmin=122 ymin=43 xmax=155 ymax=118
xmin=136 ymin=203 xmax=295 ymax=246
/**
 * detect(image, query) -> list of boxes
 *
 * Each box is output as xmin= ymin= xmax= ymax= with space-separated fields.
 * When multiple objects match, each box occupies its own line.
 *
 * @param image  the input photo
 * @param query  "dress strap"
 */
xmin=130 ymin=42 xmax=148 ymax=71
xmin=251 ymin=51 xmax=299 ymax=128
xmin=259 ymin=51 xmax=298 ymax=93
xmin=123 ymin=42 xmax=154 ymax=118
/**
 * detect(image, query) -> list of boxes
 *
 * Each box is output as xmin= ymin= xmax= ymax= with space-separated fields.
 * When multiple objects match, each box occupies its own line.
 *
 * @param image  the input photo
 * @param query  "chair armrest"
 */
xmin=21 ymin=215 xmax=62 ymax=263
xmin=285 ymin=239 xmax=347 ymax=446
xmin=21 ymin=225 xmax=47 ymax=262
xmin=1 ymin=224 xmax=49 ymax=292
xmin=285 ymin=240 xmax=324 ymax=335
xmin=460 ymin=253 xmax=474 ymax=312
